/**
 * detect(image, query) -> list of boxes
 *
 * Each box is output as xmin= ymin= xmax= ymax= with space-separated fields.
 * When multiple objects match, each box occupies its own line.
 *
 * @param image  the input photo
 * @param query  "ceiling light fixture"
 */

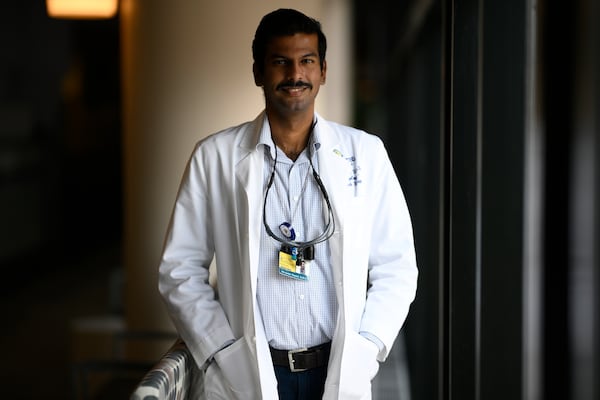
xmin=46 ymin=0 xmax=118 ymax=19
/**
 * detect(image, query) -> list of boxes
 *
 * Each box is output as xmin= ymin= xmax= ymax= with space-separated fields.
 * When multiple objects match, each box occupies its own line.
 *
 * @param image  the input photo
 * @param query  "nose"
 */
xmin=286 ymin=61 xmax=303 ymax=82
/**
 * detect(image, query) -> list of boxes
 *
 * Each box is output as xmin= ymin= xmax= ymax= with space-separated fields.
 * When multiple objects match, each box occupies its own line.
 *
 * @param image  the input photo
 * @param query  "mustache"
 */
xmin=276 ymin=80 xmax=313 ymax=90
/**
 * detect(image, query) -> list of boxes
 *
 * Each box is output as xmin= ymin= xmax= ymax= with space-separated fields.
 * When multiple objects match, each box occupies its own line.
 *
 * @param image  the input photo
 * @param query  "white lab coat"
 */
xmin=158 ymin=112 xmax=418 ymax=399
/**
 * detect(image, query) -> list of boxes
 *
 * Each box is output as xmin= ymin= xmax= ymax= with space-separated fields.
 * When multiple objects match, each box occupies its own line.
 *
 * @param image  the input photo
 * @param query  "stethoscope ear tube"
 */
xmin=262 ymin=120 xmax=335 ymax=250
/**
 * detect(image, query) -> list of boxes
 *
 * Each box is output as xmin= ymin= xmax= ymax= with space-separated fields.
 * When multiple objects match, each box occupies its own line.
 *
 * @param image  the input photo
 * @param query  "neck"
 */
xmin=267 ymin=111 xmax=314 ymax=161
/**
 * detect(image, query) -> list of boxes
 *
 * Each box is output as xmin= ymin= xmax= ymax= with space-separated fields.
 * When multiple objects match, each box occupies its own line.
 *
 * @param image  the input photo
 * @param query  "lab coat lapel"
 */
xmin=233 ymin=115 xmax=281 ymax=397
xmin=315 ymin=117 xmax=354 ymax=396
xmin=314 ymin=118 xmax=350 ymax=287
xmin=234 ymin=114 xmax=265 ymax=298
xmin=315 ymin=117 xmax=349 ymax=238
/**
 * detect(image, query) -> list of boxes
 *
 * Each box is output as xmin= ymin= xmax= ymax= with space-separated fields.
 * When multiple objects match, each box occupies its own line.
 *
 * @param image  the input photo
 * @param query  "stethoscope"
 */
xmin=262 ymin=121 xmax=336 ymax=260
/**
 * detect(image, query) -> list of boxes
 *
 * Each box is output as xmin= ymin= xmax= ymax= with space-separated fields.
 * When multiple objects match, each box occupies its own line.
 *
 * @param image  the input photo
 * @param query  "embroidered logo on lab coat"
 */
xmin=346 ymin=156 xmax=362 ymax=188
xmin=333 ymin=149 xmax=362 ymax=192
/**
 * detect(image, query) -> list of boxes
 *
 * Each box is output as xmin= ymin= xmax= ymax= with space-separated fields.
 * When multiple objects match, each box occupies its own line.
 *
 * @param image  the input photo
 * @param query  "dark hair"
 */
xmin=252 ymin=9 xmax=327 ymax=73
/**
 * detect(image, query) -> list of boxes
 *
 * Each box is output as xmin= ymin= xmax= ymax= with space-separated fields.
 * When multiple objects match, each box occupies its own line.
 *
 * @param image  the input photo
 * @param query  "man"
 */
xmin=158 ymin=8 xmax=418 ymax=400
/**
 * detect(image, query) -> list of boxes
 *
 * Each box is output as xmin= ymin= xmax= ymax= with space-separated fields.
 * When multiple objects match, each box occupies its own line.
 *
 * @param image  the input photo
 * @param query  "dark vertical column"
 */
xmin=478 ymin=1 xmax=527 ymax=399
xmin=447 ymin=0 xmax=531 ymax=399
xmin=568 ymin=0 xmax=600 ymax=399
xmin=440 ymin=1 xmax=452 ymax=399
xmin=447 ymin=0 xmax=481 ymax=399
xmin=541 ymin=0 xmax=574 ymax=397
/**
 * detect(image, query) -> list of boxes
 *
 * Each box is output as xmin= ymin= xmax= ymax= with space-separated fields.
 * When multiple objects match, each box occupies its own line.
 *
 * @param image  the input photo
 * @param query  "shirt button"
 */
xmin=299 ymin=294 xmax=305 ymax=300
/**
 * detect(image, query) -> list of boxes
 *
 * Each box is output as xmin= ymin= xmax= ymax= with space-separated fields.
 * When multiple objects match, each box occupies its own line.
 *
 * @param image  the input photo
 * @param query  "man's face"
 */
xmin=254 ymin=33 xmax=327 ymax=118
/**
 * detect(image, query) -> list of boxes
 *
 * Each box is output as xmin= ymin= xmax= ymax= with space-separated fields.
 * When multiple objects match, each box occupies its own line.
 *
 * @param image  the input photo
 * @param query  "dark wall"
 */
xmin=0 ymin=2 xmax=122 ymax=278
xmin=354 ymin=0 xmax=600 ymax=399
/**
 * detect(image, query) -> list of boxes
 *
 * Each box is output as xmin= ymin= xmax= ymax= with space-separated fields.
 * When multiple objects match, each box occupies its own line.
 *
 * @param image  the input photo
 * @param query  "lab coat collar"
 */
xmin=252 ymin=112 xmax=323 ymax=161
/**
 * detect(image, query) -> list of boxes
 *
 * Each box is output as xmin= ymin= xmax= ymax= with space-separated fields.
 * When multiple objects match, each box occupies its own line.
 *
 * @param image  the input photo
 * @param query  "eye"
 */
xmin=302 ymin=58 xmax=316 ymax=64
xmin=273 ymin=59 xmax=288 ymax=66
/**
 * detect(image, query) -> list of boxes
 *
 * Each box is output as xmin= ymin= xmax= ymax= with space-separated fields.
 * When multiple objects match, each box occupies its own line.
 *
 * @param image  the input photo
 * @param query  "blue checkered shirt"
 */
xmin=256 ymin=120 xmax=338 ymax=351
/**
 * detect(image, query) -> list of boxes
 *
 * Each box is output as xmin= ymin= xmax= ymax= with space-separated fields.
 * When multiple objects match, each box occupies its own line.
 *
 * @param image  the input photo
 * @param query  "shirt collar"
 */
xmin=257 ymin=114 xmax=322 ymax=160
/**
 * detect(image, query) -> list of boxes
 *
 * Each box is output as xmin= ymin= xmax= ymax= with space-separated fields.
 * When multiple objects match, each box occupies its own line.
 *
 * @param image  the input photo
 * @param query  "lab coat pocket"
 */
xmin=204 ymin=362 xmax=231 ymax=400
xmin=339 ymin=332 xmax=380 ymax=399
xmin=208 ymin=337 xmax=260 ymax=399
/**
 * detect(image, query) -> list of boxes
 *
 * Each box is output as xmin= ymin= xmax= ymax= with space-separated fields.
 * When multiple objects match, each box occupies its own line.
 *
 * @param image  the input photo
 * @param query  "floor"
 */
xmin=0 ymin=243 xmax=136 ymax=400
xmin=372 ymin=332 xmax=412 ymax=400
xmin=1 ymin=242 xmax=412 ymax=399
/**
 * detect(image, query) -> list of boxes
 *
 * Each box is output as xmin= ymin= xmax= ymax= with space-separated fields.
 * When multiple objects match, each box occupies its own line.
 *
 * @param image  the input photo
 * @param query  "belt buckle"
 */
xmin=288 ymin=348 xmax=308 ymax=372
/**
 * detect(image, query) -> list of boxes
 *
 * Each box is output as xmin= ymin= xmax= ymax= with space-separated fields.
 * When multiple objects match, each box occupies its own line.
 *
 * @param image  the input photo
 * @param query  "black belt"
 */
xmin=270 ymin=342 xmax=331 ymax=372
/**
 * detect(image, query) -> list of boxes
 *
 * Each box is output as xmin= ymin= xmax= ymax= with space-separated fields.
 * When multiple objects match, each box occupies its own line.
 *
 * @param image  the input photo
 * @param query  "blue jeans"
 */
xmin=273 ymin=364 xmax=328 ymax=400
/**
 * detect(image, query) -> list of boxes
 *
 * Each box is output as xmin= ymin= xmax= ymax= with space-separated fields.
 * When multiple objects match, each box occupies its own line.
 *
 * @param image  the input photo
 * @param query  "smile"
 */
xmin=281 ymin=86 xmax=308 ymax=96
xmin=276 ymin=80 xmax=313 ymax=93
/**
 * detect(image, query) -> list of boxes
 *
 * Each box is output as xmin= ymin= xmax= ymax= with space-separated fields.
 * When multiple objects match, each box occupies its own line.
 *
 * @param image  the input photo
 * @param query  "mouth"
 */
xmin=281 ymin=87 xmax=307 ymax=96
xmin=277 ymin=81 xmax=312 ymax=96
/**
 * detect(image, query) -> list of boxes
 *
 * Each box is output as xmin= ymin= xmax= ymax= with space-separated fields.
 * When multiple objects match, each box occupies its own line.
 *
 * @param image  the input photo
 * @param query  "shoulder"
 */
xmin=191 ymin=114 xmax=262 ymax=159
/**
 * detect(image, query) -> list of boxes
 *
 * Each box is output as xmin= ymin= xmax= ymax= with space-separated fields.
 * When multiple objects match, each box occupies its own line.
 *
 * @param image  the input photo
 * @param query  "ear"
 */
xmin=253 ymin=63 xmax=263 ymax=87
xmin=320 ymin=59 xmax=327 ymax=84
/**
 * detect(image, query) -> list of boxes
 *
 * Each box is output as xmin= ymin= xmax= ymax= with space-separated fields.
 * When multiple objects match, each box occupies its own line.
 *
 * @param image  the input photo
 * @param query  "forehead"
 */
xmin=265 ymin=33 xmax=320 ymax=57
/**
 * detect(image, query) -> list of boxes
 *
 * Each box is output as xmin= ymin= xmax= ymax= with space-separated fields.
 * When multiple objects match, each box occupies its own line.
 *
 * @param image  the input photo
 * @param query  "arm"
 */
xmin=359 ymin=141 xmax=418 ymax=361
xmin=158 ymin=149 xmax=235 ymax=368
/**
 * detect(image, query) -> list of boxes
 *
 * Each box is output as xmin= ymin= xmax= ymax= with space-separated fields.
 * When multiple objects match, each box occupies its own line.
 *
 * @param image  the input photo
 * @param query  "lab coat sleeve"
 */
xmin=158 ymin=147 xmax=236 ymax=368
xmin=359 ymin=140 xmax=418 ymax=361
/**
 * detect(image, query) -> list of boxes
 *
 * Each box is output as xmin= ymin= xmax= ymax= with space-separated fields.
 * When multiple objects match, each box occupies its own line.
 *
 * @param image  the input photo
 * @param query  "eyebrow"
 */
xmin=269 ymin=51 xmax=319 ymax=59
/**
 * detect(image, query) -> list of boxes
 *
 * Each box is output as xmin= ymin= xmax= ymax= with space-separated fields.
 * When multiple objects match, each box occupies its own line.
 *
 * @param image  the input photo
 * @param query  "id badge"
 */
xmin=278 ymin=250 xmax=310 ymax=281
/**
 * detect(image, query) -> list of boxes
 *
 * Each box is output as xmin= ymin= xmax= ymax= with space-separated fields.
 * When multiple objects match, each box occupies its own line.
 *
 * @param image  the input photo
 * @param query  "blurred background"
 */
xmin=1 ymin=0 xmax=598 ymax=399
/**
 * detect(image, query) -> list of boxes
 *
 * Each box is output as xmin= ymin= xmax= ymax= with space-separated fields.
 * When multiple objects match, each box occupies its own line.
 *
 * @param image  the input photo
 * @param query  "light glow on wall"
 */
xmin=46 ymin=0 xmax=118 ymax=19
